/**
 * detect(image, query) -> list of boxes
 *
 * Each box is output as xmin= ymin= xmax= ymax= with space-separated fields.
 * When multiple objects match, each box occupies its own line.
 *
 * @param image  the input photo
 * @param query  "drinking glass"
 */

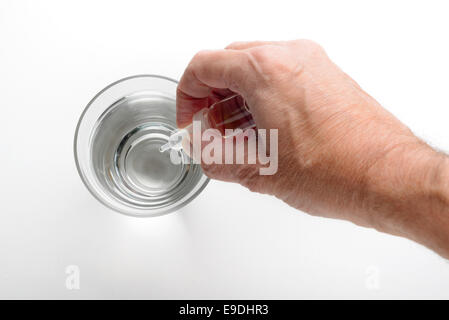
xmin=74 ymin=75 xmax=209 ymax=217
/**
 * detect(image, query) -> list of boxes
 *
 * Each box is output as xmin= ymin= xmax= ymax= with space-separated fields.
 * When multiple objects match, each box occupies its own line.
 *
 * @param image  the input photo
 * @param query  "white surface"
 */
xmin=1 ymin=0 xmax=449 ymax=299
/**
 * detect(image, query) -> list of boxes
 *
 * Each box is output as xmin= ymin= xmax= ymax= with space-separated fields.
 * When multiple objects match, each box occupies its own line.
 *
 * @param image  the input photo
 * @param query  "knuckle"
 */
xmin=248 ymin=45 xmax=277 ymax=63
xmin=294 ymin=38 xmax=320 ymax=47
xmin=293 ymin=39 xmax=326 ymax=56
xmin=191 ymin=50 xmax=212 ymax=65
xmin=248 ymin=45 xmax=291 ymax=76
xmin=225 ymin=41 xmax=244 ymax=50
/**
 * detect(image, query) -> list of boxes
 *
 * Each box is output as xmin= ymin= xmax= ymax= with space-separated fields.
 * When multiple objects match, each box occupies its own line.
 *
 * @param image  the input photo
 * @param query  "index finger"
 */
xmin=176 ymin=49 xmax=252 ymax=128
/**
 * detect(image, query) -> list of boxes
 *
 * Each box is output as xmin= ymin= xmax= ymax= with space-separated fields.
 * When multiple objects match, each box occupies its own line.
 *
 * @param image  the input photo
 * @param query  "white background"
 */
xmin=1 ymin=0 xmax=449 ymax=299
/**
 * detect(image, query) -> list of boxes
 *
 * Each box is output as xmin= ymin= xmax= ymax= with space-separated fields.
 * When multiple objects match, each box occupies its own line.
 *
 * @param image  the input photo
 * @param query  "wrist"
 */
xmin=364 ymin=140 xmax=449 ymax=258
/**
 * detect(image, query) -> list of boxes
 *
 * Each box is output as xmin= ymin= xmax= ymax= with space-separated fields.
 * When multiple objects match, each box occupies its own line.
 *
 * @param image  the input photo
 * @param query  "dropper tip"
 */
xmin=159 ymin=143 xmax=170 ymax=153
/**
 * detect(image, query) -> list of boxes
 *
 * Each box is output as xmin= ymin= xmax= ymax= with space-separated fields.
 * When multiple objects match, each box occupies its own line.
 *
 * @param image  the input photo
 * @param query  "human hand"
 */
xmin=177 ymin=40 xmax=449 ymax=257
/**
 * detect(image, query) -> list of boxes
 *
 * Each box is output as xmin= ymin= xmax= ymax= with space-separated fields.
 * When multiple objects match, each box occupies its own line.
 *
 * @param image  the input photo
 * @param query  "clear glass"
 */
xmin=74 ymin=75 xmax=209 ymax=217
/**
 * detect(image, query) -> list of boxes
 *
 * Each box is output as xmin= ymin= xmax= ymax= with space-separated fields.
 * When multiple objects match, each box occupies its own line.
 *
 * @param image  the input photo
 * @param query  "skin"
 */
xmin=176 ymin=40 xmax=449 ymax=259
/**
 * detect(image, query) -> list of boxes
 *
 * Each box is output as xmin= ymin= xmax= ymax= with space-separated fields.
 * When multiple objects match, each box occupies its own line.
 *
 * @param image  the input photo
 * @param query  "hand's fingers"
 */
xmin=177 ymin=49 xmax=252 ymax=128
xmin=209 ymin=88 xmax=236 ymax=101
xmin=225 ymin=40 xmax=279 ymax=50
xmin=176 ymin=90 xmax=212 ymax=129
xmin=200 ymin=132 xmax=263 ymax=187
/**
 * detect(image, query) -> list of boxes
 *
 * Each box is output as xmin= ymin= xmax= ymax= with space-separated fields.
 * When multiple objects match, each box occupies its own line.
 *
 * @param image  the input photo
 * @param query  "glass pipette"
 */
xmin=159 ymin=94 xmax=255 ymax=153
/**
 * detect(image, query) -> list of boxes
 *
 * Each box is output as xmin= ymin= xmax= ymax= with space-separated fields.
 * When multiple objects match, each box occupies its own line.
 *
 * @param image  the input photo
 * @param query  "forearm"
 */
xmin=364 ymin=141 xmax=449 ymax=258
